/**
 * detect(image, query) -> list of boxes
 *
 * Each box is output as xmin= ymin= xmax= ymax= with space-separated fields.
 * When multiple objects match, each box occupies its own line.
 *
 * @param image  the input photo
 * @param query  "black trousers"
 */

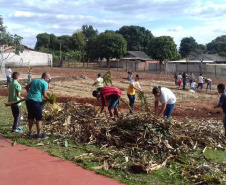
xmin=11 ymin=106 xmax=21 ymax=131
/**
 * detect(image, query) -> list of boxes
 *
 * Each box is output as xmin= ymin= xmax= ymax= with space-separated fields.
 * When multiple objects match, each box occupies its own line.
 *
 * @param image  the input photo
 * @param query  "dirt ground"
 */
xmin=0 ymin=67 xmax=225 ymax=123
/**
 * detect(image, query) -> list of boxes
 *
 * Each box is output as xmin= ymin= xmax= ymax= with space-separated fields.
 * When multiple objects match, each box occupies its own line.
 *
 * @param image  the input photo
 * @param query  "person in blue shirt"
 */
xmin=214 ymin=83 xmax=226 ymax=137
xmin=25 ymin=72 xmax=52 ymax=139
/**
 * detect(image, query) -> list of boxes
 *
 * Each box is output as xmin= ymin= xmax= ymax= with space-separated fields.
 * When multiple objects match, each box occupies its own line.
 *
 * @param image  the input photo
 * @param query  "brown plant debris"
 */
xmin=39 ymin=102 xmax=226 ymax=184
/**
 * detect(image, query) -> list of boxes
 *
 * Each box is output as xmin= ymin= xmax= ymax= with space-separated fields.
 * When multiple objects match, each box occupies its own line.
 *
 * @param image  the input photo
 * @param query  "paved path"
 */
xmin=0 ymin=136 xmax=125 ymax=185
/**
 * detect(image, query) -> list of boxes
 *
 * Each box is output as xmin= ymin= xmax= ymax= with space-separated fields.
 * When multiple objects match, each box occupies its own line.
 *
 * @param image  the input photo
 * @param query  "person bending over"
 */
xmin=93 ymin=86 xmax=122 ymax=118
xmin=152 ymin=86 xmax=176 ymax=119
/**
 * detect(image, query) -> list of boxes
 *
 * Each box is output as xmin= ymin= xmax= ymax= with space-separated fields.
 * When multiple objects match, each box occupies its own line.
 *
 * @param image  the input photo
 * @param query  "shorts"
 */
xmin=26 ymin=100 xmax=43 ymax=121
xmin=177 ymin=80 xmax=181 ymax=85
xmin=108 ymin=99 xmax=119 ymax=110
xmin=198 ymin=83 xmax=203 ymax=89
xmin=7 ymin=76 xmax=11 ymax=83
xmin=223 ymin=113 xmax=226 ymax=127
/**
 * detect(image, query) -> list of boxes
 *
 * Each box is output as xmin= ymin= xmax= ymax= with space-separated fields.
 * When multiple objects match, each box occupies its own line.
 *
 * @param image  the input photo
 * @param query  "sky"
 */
xmin=0 ymin=0 xmax=226 ymax=49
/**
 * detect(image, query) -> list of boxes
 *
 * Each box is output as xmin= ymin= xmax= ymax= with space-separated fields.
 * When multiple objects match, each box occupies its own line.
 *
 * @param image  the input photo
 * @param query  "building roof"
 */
xmin=23 ymin=45 xmax=35 ymax=51
xmin=202 ymin=54 xmax=226 ymax=62
xmin=121 ymin=51 xmax=152 ymax=61
xmin=169 ymin=54 xmax=226 ymax=63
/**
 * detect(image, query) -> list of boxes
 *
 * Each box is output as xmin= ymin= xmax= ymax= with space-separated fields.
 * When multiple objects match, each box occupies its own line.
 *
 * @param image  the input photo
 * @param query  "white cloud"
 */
xmin=189 ymin=1 xmax=226 ymax=20
xmin=167 ymin=26 xmax=183 ymax=32
xmin=52 ymin=25 xmax=59 ymax=29
xmin=1 ymin=0 xmax=226 ymax=49
xmin=9 ymin=11 xmax=46 ymax=18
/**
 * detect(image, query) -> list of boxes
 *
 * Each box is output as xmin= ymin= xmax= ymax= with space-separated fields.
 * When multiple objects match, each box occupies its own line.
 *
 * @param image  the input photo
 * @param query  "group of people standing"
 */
xmin=92 ymin=71 xmax=176 ymax=120
xmin=7 ymin=70 xmax=52 ymax=139
xmin=174 ymin=72 xmax=212 ymax=91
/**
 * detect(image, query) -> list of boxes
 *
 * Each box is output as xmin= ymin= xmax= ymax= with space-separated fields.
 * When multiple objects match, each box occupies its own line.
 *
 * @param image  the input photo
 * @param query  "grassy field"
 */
xmin=1 ymin=95 xmax=226 ymax=185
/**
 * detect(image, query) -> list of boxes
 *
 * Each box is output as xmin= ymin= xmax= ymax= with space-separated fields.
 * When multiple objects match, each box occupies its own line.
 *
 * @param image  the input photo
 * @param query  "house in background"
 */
xmin=100 ymin=51 xmax=159 ymax=71
xmin=169 ymin=54 xmax=226 ymax=64
xmin=189 ymin=54 xmax=226 ymax=63
xmin=166 ymin=54 xmax=226 ymax=74
xmin=1 ymin=45 xmax=52 ymax=67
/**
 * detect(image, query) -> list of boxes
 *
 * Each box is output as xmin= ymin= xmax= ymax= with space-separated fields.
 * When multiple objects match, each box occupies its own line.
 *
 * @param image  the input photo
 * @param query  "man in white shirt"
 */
xmin=6 ymin=66 xmax=12 ymax=88
xmin=190 ymin=81 xmax=198 ymax=90
xmin=152 ymin=87 xmax=176 ymax=119
xmin=198 ymin=74 xmax=203 ymax=90
xmin=92 ymin=73 xmax=104 ymax=91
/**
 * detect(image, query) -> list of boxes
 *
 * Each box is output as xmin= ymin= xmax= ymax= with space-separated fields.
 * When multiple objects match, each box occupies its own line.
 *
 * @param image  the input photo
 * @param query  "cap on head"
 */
xmin=152 ymin=87 xmax=160 ymax=94
xmin=97 ymin=73 xmax=101 ymax=77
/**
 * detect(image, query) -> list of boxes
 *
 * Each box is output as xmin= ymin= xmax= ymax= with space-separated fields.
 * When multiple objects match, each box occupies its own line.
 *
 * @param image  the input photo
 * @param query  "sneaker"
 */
xmin=12 ymin=129 xmax=23 ymax=133
xmin=27 ymin=131 xmax=35 ymax=137
xmin=37 ymin=133 xmax=49 ymax=139
xmin=18 ymin=126 xmax=23 ymax=130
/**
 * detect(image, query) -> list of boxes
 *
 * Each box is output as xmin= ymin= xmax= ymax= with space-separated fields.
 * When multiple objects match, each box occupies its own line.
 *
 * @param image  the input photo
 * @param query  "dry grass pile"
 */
xmin=40 ymin=102 xmax=226 ymax=184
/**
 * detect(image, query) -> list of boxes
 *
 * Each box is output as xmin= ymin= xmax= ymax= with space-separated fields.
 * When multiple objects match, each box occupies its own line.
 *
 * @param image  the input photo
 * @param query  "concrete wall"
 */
xmin=2 ymin=50 xmax=52 ymax=67
xmin=149 ymin=63 xmax=161 ymax=71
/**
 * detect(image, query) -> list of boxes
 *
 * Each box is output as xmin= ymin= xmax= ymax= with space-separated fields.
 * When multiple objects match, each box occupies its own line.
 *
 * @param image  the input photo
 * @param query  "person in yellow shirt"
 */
xmin=92 ymin=73 xmax=104 ymax=91
xmin=127 ymin=74 xmax=142 ymax=114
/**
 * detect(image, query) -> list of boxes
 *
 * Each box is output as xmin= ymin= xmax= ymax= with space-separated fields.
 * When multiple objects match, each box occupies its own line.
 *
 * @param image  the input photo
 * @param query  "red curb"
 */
xmin=0 ymin=136 xmax=125 ymax=185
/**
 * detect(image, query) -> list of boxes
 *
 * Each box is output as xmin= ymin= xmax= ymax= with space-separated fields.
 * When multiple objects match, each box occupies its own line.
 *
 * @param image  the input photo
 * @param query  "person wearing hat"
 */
xmin=152 ymin=86 xmax=176 ymax=119
xmin=92 ymin=73 xmax=103 ymax=91
xmin=127 ymin=74 xmax=142 ymax=114
xmin=92 ymin=86 xmax=122 ymax=118
xmin=127 ymin=71 xmax=133 ymax=81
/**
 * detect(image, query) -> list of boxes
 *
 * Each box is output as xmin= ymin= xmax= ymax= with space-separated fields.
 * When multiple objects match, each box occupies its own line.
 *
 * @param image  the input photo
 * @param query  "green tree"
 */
xmin=0 ymin=16 xmax=24 ymax=73
xmin=207 ymin=35 xmax=226 ymax=53
xmin=82 ymin=25 xmax=98 ymax=40
xmin=117 ymin=25 xmax=153 ymax=52
xmin=218 ymin=52 xmax=226 ymax=58
xmin=35 ymin=33 xmax=51 ymax=50
xmin=179 ymin=37 xmax=198 ymax=58
xmin=96 ymin=31 xmax=127 ymax=66
xmin=49 ymin=34 xmax=60 ymax=51
xmin=86 ymin=38 xmax=98 ymax=61
xmin=147 ymin=36 xmax=179 ymax=66
xmin=72 ymin=30 xmax=85 ymax=51
xmin=57 ymin=35 xmax=74 ymax=52
xmin=35 ymin=33 xmax=60 ymax=52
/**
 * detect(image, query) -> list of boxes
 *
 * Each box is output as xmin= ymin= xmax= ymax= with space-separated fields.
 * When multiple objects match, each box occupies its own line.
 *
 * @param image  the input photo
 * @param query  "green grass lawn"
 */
xmin=0 ymin=96 xmax=225 ymax=185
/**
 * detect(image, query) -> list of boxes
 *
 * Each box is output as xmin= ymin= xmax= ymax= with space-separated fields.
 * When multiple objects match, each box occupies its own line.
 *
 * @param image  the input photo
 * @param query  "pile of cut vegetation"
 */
xmin=41 ymin=102 xmax=226 ymax=184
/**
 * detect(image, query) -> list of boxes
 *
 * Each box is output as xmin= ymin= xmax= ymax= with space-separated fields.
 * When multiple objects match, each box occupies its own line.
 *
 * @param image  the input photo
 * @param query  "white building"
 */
xmin=1 ymin=45 xmax=52 ymax=67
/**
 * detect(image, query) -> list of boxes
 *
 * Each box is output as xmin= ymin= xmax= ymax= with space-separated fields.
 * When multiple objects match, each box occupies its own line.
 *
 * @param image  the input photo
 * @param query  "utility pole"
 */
xmin=83 ymin=40 xmax=84 ymax=67
xmin=83 ymin=38 xmax=88 ymax=68
xmin=60 ymin=40 xmax=62 ymax=67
